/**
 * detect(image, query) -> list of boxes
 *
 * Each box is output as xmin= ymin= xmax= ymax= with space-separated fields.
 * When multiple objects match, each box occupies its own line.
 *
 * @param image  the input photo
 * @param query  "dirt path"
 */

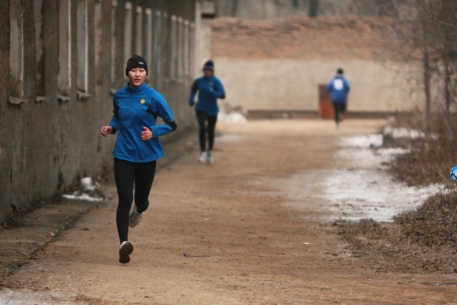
xmin=2 ymin=119 xmax=457 ymax=304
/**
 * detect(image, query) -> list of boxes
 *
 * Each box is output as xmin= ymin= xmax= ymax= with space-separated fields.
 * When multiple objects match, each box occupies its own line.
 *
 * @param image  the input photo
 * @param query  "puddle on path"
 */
xmin=283 ymin=134 xmax=445 ymax=222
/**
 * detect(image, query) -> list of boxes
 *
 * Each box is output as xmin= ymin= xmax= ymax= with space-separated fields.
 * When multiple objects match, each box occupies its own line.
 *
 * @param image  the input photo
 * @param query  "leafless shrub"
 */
xmin=383 ymin=1 xmax=457 ymax=130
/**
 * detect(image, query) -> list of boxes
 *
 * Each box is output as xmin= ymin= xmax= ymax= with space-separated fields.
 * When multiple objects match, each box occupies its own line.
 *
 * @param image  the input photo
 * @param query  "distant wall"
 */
xmin=209 ymin=16 xmax=424 ymax=113
xmin=212 ymin=0 xmax=412 ymax=21
xmin=215 ymin=58 xmax=422 ymax=112
xmin=0 ymin=0 xmax=198 ymax=225
xmin=215 ymin=0 xmax=309 ymax=20
xmin=194 ymin=6 xmax=214 ymax=77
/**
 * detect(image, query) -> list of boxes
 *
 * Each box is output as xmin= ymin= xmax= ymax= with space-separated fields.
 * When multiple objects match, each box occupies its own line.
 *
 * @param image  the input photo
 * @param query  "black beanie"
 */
xmin=337 ymin=68 xmax=344 ymax=75
xmin=126 ymin=54 xmax=148 ymax=76
xmin=203 ymin=60 xmax=214 ymax=71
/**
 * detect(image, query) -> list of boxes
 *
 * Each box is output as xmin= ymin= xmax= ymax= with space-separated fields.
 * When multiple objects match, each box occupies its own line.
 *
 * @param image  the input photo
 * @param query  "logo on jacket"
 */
xmin=333 ymin=79 xmax=344 ymax=90
xmin=140 ymin=99 xmax=145 ymax=104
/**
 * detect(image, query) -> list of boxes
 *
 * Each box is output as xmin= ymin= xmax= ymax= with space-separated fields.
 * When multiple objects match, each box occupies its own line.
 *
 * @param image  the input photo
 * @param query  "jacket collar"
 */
xmin=125 ymin=82 xmax=147 ymax=93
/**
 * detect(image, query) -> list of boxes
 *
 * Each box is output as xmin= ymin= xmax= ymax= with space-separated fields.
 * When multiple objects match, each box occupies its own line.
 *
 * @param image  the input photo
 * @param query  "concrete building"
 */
xmin=202 ymin=15 xmax=423 ymax=117
xmin=0 ymin=0 xmax=199 ymax=224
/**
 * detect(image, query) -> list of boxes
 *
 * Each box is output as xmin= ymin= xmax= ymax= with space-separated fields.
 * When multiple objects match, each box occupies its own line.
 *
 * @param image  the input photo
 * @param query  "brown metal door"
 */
xmin=318 ymin=84 xmax=334 ymax=119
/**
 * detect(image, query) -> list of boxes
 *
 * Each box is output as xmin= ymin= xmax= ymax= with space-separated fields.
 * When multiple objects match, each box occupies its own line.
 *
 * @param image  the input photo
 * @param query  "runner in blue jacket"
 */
xmin=101 ymin=54 xmax=177 ymax=264
xmin=189 ymin=60 xmax=225 ymax=164
xmin=326 ymin=68 xmax=351 ymax=127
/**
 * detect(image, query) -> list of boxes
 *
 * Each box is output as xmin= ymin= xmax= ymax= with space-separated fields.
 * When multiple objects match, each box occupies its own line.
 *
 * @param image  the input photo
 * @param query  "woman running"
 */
xmin=189 ymin=60 xmax=225 ymax=164
xmin=100 ymin=54 xmax=177 ymax=264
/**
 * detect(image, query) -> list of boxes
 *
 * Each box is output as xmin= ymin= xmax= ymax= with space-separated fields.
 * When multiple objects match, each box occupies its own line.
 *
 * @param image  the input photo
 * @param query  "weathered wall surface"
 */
xmin=212 ymin=0 xmax=406 ymax=20
xmin=210 ymin=16 xmax=424 ymax=113
xmin=215 ymin=0 xmax=309 ymax=20
xmin=215 ymin=58 xmax=422 ymax=112
xmin=0 ymin=0 xmax=198 ymax=225
xmin=194 ymin=7 xmax=214 ymax=77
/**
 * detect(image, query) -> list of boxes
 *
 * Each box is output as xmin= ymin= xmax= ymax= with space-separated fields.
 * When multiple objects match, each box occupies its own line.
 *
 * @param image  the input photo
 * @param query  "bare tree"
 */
xmin=417 ymin=0 xmax=457 ymax=132
xmin=232 ymin=0 xmax=239 ymax=17
xmin=309 ymin=0 xmax=319 ymax=17
xmin=421 ymin=14 xmax=432 ymax=130
xmin=378 ymin=0 xmax=457 ymax=130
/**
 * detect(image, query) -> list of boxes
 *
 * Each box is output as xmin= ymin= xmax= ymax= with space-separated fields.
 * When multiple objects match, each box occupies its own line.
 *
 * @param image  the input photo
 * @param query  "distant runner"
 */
xmin=189 ymin=60 xmax=226 ymax=164
xmin=326 ymin=68 xmax=351 ymax=128
xmin=100 ymin=54 xmax=177 ymax=264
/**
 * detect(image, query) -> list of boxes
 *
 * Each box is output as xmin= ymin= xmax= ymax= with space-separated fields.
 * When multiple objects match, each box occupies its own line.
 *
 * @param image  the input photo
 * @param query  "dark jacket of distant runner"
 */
xmin=189 ymin=76 xmax=225 ymax=116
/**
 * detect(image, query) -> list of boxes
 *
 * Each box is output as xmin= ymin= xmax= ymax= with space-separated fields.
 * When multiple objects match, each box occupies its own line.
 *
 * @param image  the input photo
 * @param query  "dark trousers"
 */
xmin=114 ymin=158 xmax=156 ymax=244
xmin=196 ymin=110 xmax=217 ymax=152
xmin=333 ymin=103 xmax=346 ymax=125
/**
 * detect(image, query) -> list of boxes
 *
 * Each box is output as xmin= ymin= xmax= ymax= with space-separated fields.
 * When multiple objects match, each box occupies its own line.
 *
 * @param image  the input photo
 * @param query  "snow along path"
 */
xmin=283 ymin=134 xmax=445 ymax=222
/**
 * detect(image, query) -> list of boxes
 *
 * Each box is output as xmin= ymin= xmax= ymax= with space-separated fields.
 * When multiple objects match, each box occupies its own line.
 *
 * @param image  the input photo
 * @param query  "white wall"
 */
xmin=213 ymin=58 xmax=424 ymax=112
xmin=194 ymin=4 xmax=213 ymax=77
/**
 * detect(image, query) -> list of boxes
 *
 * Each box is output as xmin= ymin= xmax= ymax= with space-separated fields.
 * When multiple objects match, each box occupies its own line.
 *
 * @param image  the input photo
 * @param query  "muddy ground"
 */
xmin=337 ymin=115 xmax=457 ymax=276
xmin=1 ymin=119 xmax=457 ymax=304
xmin=337 ymin=192 xmax=457 ymax=275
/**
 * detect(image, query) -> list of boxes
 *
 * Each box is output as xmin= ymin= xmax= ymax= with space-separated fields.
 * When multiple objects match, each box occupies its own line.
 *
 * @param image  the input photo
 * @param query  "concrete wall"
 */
xmin=214 ymin=58 xmax=423 ymax=112
xmin=0 ymin=0 xmax=198 ymax=225
xmin=194 ymin=17 xmax=213 ymax=76
xmin=207 ymin=16 xmax=425 ymax=114
xmin=215 ymin=0 xmax=309 ymax=20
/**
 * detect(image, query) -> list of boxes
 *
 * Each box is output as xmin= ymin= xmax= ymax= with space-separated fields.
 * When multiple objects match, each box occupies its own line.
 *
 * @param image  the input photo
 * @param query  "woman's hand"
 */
xmin=100 ymin=126 xmax=113 ymax=137
xmin=141 ymin=127 xmax=153 ymax=141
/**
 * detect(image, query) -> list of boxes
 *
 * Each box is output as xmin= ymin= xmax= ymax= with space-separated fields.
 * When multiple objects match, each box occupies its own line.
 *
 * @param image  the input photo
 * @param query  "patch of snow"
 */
xmin=62 ymin=177 xmax=103 ymax=202
xmin=62 ymin=193 xmax=103 ymax=202
xmin=384 ymin=126 xmax=425 ymax=139
xmin=282 ymin=134 xmax=444 ymax=222
xmin=376 ymin=148 xmax=410 ymax=159
xmin=80 ymin=177 xmax=98 ymax=191
xmin=323 ymin=169 xmax=444 ymax=222
xmin=218 ymin=112 xmax=248 ymax=124
xmin=0 ymin=289 xmax=82 ymax=305
xmin=338 ymin=134 xmax=383 ymax=148
xmin=333 ymin=147 xmax=408 ymax=169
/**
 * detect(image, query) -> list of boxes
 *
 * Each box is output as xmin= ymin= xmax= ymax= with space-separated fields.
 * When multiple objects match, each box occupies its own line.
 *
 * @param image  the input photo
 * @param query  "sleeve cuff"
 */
xmin=151 ymin=126 xmax=158 ymax=138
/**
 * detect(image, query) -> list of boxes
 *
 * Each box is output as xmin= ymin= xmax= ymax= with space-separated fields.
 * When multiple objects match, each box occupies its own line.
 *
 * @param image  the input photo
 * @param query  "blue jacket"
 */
xmin=326 ymin=75 xmax=351 ymax=104
xmin=109 ymin=83 xmax=177 ymax=163
xmin=189 ymin=76 xmax=225 ymax=116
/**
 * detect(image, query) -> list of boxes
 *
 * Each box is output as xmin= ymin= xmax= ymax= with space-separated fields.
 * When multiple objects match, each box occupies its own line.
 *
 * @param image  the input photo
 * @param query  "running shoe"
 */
xmin=198 ymin=151 xmax=207 ymax=163
xmin=119 ymin=241 xmax=133 ymax=264
xmin=207 ymin=151 xmax=213 ymax=164
xmin=129 ymin=206 xmax=143 ymax=228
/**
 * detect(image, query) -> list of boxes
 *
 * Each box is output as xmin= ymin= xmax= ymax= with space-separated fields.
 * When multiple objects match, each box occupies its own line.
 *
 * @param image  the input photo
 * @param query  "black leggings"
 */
xmin=196 ymin=110 xmax=217 ymax=152
xmin=114 ymin=158 xmax=156 ymax=244
xmin=333 ymin=103 xmax=346 ymax=125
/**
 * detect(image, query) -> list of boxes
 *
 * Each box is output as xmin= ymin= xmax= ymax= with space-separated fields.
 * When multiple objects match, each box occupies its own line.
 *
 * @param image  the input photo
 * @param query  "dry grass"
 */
xmin=388 ymin=112 xmax=457 ymax=188
xmin=337 ymin=193 xmax=457 ymax=273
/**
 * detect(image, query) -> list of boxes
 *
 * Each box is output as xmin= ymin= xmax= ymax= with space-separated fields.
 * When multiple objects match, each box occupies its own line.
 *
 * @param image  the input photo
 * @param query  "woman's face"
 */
xmin=203 ymin=69 xmax=213 ymax=77
xmin=128 ymin=68 xmax=147 ymax=88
